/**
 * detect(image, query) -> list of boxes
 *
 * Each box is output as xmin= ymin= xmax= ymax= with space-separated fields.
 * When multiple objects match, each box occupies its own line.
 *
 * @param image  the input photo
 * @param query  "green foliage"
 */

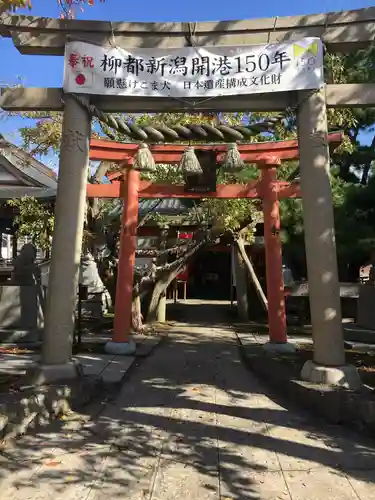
xmin=325 ymin=46 xmax=375 ymax=148
xmin=280 ymin=166 xmax=375 ymax=277
xmin=7 ymin=197 xmax=54 ymax=251
xmin=141 ymin=164 xmax=183 ymax=184
xmin=200 ymin=197 xmax=261 ymax=238
xmin=278 ymin=44 xmax=375 ymax=276
xmin=19 ymin=113 xmax=63 ymax=156
xmin=334 ymin=169 xmax=375 ymax=266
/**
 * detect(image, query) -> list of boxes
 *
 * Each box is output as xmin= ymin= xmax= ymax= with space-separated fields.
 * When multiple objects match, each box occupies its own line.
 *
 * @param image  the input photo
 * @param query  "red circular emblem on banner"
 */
xmin=75 ymin=74 xmax=86 ymax=85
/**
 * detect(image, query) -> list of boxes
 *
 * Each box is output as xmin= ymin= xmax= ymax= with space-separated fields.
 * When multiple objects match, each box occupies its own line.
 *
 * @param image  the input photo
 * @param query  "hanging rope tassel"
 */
xmin=222 ymin=143 xmax=244 ymax=171
xmin=134 ymin=143 xmax=155 ymax=171
xmin=179 ymin=147 xmax=203 ymax=175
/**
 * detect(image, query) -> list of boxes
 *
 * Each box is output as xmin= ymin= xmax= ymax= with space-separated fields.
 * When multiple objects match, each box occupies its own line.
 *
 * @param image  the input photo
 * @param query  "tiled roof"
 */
xmin=139 ymin=198 xmax=195 ymax=215
xmin=108 ymin=198 xmax=195 ymax=219
xmin=0 ymin=186 xmax=57 ymax=201
xmin=0 ymin=135 xmax=58 ymax=192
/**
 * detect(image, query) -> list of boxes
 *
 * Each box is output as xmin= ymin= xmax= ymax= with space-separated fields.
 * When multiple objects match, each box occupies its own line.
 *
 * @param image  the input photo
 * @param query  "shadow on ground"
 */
xmin=1 ymin=300 xmax=375 ymax=499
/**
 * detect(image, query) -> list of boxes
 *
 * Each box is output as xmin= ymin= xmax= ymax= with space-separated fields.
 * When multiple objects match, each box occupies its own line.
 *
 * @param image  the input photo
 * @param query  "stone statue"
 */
xmin=79 ymin=252 xmax=106 ymax=293
xmin=79 ymin=252 xmax=112 ymax=316
xmin=11 ymin=243 xmax=40 ymax=285
xmin=0 ymin=243 xmax=44 ymax=332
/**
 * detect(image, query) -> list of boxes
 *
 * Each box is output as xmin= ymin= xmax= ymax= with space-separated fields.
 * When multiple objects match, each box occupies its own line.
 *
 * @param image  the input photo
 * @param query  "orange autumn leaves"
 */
xmin=2 ymin=1 xmax=105 ymax=18
xmin=1 ymin=0 xmax=32 ymax=13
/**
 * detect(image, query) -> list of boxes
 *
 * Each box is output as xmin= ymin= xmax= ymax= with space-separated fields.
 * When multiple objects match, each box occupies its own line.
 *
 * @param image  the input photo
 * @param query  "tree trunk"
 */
xmin=361 ymin=163 xmax=371 ymax=185
xmin=233 ymin=244 xmax=249 ymax=321
xmin=154 ymin=228 xmax=168 ymax=323
xmin=236 ymin=237 xmax=268 ymax=312
xmin=157 ymin=294 xmax=166 ymax=322
xmin=131 ymin=293 xmax=143 ymax=331
xmin=146 ymin=237 xmax=211 ymax=322
xmin=147 ymin=269 xmax=177 ymax=322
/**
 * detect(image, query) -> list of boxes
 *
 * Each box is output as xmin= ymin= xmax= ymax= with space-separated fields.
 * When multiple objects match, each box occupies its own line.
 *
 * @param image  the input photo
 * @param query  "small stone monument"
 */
xmin=0 ymin=243 xmax=44 ymax=339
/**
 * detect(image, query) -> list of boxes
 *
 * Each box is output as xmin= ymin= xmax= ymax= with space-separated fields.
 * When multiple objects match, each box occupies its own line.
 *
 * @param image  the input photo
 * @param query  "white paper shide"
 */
xmin=63 ymin=38 xmax=324 ymax=98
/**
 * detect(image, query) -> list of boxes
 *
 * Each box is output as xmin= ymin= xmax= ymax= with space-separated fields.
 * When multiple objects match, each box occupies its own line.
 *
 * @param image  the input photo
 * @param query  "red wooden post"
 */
xmin=112 ymin=168 xmax=139 ymax=344
xmin=262 ymin=166 xmax=287 ymax=343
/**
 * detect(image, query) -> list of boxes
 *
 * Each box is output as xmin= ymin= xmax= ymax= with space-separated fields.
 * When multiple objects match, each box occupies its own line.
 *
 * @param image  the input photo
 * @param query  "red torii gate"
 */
xmin=87 ymin=132 xmax=343 ymax=348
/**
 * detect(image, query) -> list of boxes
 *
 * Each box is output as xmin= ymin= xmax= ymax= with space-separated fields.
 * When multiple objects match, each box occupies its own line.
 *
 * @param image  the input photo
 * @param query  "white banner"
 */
xmin=63 ymin=38 xmax=324 ymax=98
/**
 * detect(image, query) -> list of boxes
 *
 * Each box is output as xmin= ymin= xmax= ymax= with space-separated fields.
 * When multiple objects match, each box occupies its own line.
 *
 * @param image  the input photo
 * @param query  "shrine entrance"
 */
xmin=87 ymin=133 xmax=343 ymax=342
xmin=2 ymin=8 xmax=374 ymax=388
xmin=189 ymin=248 xmax=232 ymax=301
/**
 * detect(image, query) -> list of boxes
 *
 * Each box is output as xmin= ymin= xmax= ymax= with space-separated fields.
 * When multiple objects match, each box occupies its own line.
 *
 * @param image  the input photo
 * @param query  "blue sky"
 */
xmin=0 ymin=0 xmax=373 ymax=168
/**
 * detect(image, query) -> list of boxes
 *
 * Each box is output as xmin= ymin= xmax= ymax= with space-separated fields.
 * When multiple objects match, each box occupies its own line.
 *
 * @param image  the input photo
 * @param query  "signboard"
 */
xmin=63 ymin=38 xmax=324 ymax=98
xmin=178 ymin=232 xmax=193 ymax=240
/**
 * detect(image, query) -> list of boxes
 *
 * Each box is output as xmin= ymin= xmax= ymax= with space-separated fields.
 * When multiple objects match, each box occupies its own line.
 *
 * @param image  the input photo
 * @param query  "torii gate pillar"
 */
xmin=36 ymin=95 xmax=91 ymax=383
xmin=298 ymin=88 xmax=360 ymax=388
xmin=261 ymin=166 xmax=289 ymax=349
xmin=105 ymin=168 xmax=138 ymax=355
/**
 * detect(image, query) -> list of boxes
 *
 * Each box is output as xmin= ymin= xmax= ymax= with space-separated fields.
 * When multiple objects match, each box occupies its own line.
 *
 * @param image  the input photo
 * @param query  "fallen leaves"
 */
xmin=359 ymin=365 xmax=375 ymax=373
xmin=45 ymin=460 xmax=62 ymax=467
xmin=0 ymin=346 xmax=32 ymax=354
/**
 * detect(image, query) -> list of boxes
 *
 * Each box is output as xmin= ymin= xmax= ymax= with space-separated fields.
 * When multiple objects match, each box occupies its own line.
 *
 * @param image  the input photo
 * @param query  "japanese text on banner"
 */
xmin=63 ymin=39 xmax=324 ymax=97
